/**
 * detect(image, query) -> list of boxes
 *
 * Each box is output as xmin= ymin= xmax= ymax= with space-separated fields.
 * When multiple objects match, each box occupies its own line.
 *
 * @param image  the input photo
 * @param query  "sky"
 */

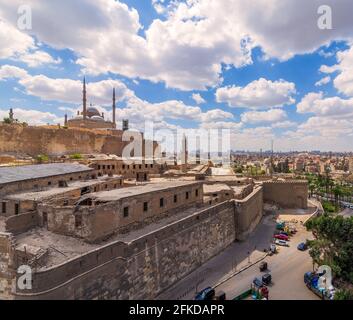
xmin=0 ymin=0 xmax=353 ymax=152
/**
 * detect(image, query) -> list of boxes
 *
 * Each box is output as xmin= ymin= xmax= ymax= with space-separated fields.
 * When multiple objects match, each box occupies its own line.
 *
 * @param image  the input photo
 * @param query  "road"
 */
xmin=157 ymin=208 xmax=319 ymax=300
xmin=216 ymin=220 xmax=319 ymax=300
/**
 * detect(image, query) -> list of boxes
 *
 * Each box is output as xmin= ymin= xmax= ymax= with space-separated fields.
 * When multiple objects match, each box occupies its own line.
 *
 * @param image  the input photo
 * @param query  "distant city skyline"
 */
xmin=1 ymin=1 xmax=353 ymax=151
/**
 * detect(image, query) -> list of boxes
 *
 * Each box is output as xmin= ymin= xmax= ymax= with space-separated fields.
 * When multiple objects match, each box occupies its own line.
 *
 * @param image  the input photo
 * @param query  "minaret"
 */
xmin=64 ymin=114 xmax=68 ymax=126
xmin=181 ymin=134 xmax=188 ymax=172
xmin=9 ymin=108 xmax=14 ymax=121
xmin=83 ymin=77 xmax=87 ymax=121
xmin=112 ymin=88 xmax=116 ymax=128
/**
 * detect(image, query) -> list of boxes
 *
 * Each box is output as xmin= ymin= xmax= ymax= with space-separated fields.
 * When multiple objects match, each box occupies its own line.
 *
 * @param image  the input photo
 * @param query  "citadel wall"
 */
xmin=0 ymin=232 xmax=16 ymax=300
xmin=0 ymin=124 xmax=129 ymax=157
xmin=262 ymin=180 xmax=308 ymax=208
xmin=14 ymin=201 xmax=236 ymax=300
xmin=234 ymin=185 xmax=263 ymax=240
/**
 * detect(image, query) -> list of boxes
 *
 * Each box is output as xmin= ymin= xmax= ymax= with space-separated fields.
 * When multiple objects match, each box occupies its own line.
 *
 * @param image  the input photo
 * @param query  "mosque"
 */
xmin=64 ymin=78 xmax=117 ymax=130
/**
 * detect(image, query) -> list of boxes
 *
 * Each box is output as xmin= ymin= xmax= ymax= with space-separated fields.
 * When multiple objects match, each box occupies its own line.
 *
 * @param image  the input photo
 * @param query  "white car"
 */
xmin=275 ymin=239 xmax=289 ymax=247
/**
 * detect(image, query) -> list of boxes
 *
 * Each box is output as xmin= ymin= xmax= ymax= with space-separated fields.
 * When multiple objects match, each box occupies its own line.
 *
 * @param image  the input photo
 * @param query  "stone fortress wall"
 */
xmin=0 ymin=232 xmax=16 ymax=299
xmin=0 ymin=178 xmax=309 ymax=300
xmin=262 ymin=180 xmax=308 ymax=209
xmin=0 ymin=124 xmax=154 ymax=157
xmin=234 ymin=185 xmax=263 ymax=240
xmin=13 ymin=201 xmax=236 ymax=300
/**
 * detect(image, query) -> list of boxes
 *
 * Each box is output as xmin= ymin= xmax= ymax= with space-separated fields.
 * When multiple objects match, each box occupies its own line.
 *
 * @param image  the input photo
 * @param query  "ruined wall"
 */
xmin=262 ymin=181 xmax=308 ymax=209
xmin=0 ymin=124 xmax=127 ymax=157
xmin=234 ymin=186 xmax=263 ymax=240
xmin=14 ymin=201 xmax=236 ymax=300
xmin=0 ymin=232 xmax=16 ymax=300
xmin=5 ymin=212 xmax=39 ymax=235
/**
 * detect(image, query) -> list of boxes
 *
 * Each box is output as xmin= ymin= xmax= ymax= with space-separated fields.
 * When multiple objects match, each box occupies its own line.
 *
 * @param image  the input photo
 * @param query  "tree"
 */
xmin=36 ymin=154 xmax=49 ymax=163
xmin=70 ymin=153 xmax=83 ymax=160
xmin=3 ymin=117 xmax=12 ymax=124
xmin=306 ymin=215 xmax=353 ymax=283
xmin=334 ymin=289 xmax=353 ymax=300
xmin=333 ymin=185 xmax=343 ymax=209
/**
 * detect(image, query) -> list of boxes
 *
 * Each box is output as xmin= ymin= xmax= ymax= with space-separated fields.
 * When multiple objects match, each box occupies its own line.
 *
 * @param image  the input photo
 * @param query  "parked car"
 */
xmin=253 ymin=277 xmax=264 ymax=288
xmin=259 ymin=261 xmax=268 ymax=272
xmin=262 ymin=273 xmax=272 ymax=285
xmin=274 ymin=234 xmax=289 ymax=241
xmin=275 ymin=239 xmax=289 ymax=247
xmin=270 ymin=244 xmax=277 ymax=254
xmin=195 ymin=287 xmax=215 ymax=300
xmin=297 ymin=242 xmax=308 ymax=251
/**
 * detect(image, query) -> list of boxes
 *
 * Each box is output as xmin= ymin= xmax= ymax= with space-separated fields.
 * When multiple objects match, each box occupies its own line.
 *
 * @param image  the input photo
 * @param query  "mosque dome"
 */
xmin=86 ymin=106 xmax=101 ymax=118
xmin=74 ymin=115 xmax=83 ymax=120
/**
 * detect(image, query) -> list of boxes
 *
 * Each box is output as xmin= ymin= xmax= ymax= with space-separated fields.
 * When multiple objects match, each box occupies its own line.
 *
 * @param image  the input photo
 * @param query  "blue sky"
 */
xmin=0 ymin=0 xmax=353 ymax=151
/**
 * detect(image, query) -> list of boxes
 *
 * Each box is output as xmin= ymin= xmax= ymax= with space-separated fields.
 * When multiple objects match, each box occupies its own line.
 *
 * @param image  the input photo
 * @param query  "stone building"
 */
xmin=88 ymin=156 xmax=161 ymax=181
xmin=65 ymin=78 xmax=117 ymax=130
xmin=38 ymin=181 xmax=203 ymax=243
xmin=0 ymin=163 xmax=95 ymax=198
xmin=0 ymin=160 xmax=309 ymax=300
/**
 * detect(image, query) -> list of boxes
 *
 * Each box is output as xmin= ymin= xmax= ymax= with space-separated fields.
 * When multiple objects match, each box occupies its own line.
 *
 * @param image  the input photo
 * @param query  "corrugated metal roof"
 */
xmin=0 ymin=163 xmax=93 ymax=185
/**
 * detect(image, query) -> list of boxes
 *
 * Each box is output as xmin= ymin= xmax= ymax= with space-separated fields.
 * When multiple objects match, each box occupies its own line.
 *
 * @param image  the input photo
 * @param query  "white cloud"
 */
xmin=271 ymin=120 xmax=297 ymax=129
xmin=200 ymin=121 xmax=242 ymax=130
xmin=0 ymin=108 xmax=62 ymax=125
xmin=315 ymin=76 xmax=331 ymax=87
xmin=297 ymin=92 xmax=353 ymax=118
xmin=319 ymin=64 xmax=340 ymax=74
xmin=15 ymin=51 xmax=62 ymax=68
xmin=192 ymin=93 xmax=206 ymax=104
xmin=0 ymin=65 xmax=235 ymax=128
xmin=1 ymin=0 xmax=353 ymax=90
xmin=216 ymin=78 xmax=296 ymax=109
xmin=0 ymin=19 xmax=34 ymax=59
xmin=0 ymin=65 xmax=133 ymax=105
xmin=332 ymin=46 xmax=353 ymax=97
xmin=0 ymin=65 xmax=29 ymax=80
xmin=241 ymin=109 xmax=287 ymax=124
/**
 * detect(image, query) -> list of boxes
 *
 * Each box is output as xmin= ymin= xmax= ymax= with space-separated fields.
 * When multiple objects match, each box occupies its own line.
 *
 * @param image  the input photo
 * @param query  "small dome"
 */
xmin=74 ymin=115 xmax=83 ymax=120
xmin=91 ymin=115 xmax=105 ymax=122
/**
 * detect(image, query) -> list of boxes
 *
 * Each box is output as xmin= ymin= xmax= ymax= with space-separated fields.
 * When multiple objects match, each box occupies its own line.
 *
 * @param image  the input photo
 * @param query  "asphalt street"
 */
xmin=157 ymin=209 xmax=319 ymax=300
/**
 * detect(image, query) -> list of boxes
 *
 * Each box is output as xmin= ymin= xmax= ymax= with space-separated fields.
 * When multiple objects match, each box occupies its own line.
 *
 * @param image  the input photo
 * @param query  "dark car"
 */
xmin=259 ymin=261 xmax=268 ymax=272
xmin=194 ymin=287 xmax=215 ymax=300
xmin=297 ymin=242 xmax=308 ymax=251
xmin=262 ymin=273 xmax=272 ymax=285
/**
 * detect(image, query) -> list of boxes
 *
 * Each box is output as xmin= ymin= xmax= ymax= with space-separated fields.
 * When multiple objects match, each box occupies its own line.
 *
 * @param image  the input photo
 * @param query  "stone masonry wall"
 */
xmin=0 ymin=232 xmax=16 ymax=300
xmin=14 ymin=201 xmax=236 ymax=300
xmin=262 ymin=181 xmax=308 ymax=208
xmin=0 ymin=124 xmax=127 ymax=157
xmin=234 ymin=186 xmax=263 ymax=240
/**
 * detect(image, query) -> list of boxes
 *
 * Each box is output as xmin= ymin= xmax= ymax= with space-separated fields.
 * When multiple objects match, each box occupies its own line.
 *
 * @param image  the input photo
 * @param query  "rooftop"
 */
xmin=90 ymin=181 xmax=200 ymax=202
xmin=203 ymin=183 xmax=232 ymax=194
xmin=5 ymin=175 xmax=123 ymax=201
xmin=0 ymin=163 xmax=93 ymax=185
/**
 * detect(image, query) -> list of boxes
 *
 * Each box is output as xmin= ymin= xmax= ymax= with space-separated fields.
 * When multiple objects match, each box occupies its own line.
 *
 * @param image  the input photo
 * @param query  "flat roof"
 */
xmin=91 ymin=181 xmax=201 ymax=202
xmin=5 ymin=176 xmax=123 ymax=201
xmin=0 ymin=163 xmax=93 ymax=185
xmin=203 ymin=184 xmax=232 ymax=193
